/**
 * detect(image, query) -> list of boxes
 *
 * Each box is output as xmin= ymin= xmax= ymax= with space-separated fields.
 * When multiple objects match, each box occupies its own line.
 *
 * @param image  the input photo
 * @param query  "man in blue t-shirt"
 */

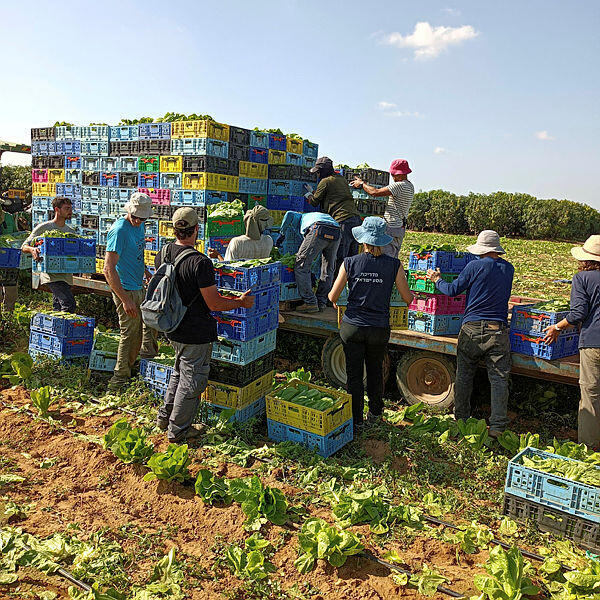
xmin=427 ymin=230 xmax=515 ymax=436
xmin=104 ymin=192 xmax=158 ymax=391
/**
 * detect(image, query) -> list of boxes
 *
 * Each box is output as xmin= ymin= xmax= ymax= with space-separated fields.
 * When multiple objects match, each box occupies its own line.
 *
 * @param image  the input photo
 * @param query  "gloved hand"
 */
xmin=275 ymin=234 xmax=285 ymax=247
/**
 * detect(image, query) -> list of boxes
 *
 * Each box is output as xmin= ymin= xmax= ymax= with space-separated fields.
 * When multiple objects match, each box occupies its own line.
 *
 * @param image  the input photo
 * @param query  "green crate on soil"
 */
xmin=407 ymin=271 xmax=459 ymax=294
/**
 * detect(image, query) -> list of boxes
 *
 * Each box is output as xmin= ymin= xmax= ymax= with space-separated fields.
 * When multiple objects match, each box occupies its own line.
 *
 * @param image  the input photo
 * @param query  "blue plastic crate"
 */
xmin=302 ymin=141 xmax=319 ymax=159
xmin=268 ymin=133 xmax=286 ymax=151
xmin=108 ymin=187 xmax=132 ymax=202
xmin=80 ymin=228 xmax=98 ymax=242
xmin=81 ymin=141 xmax=109 ymax=156
xmin=511 ymin=304 xmax=572 ymax=335
xmin=138 ymin=172 xmax=160 ymax=188
xmin=32 ymin=255 xmax=95 ymax=274
xmin=83 ymin=186 xmax=110 ymax=200
xmin=200 ymin=190 xmax=229 ymax=205
xmin=214 ymin=261 xmax=281 ymax=292
xmin=249 ymin=147 xmax=269 ymax=164
xmin=211 ymin=329 xmax=277 ymax=365
xmin=30 ymin=312 xmax=94 ymax=339
xmin=267 ymin=195 xmax=303 ymax=211
xmin=303 ymin=156 xmax=316 ymax=169
xmin=99 ymin=216 xmax=117 ymax=234
xmin=100 ymin=157 xmax=122 ymax=172
xmin=32 ymin=209 xmax=51 ymax=226
xmin=34 ymin=236 xmax=95 ymax=257
xmin=55 ymin=183 xmax=82 ymax=198
xmin=280 ymin=234 xmax=303 ymax=256
xmin=267 ymin=418 xmax=353 ymax=458
xmin=29 ymin=331 xmax=93 ymax=358
xmin=407 ymin=311 xmax=462 ymax=336
xmin=64 ymin=169 xmax=82 ymax=184
xmin=250 ymin=131 xmax=269 ymax=149
xmin=214 ymin=308 xmax=278 ymax=342
xmin=289 ymin=180 xmax=306 ymax=196
xmin=31 ymin=141 xmax=54 ymax=156
xmin=286 ymin=152 xmax=303 ymax=166
xmin=221 ymin=284 xmax=280 ymax=317
xmin=55 ymin=141 xmax=82 ymax=156
xmin=170 ymin=190 xmax=203 ymax=206
xmin=505 ymin=447 xmax=600 ymax=524
xmin=239 ymin=177 xmax=268 ymax=195
xmin=159 ymin=172 xmax=182 ymax=190
xmin=64 ymin=156 xmax=82 ymax=169
xmin=203 ymin=397 xmax=266 ymax=423
xmin=139 ymin=122 xmax=171 ymax=140
xmin=145 ymin=237 xmax=160 ymax=251
xmin=510 ymin=331 xmax=579 ymax=360
xmin=280 ymin=281 xmax=300 ymax=301
xmin=80 ymin=125 xmax=110 ymax=141
xmin=89 ymin=348 xmax=117 ymax=372
xmin=100 ymin=172 xmax=120 ymax=187
xmin=55 ymin=125 xmax=83 ymax=140
xmin=206 ymin=236 xmax=233 ymax=256
xmin=19 ymin=254 xmax=32 ymax=270
xmin=140 ymin=359 xmax=174 ymax=387
xmin=81 ymin=199 xmax=108 ymax=215
xmin=109 ymin=125 xmax=139 ymax=141
xmin=170 ymin=138 xmax=229 ymax=158
xmin=81 ymin=156 xmax=102 ymax=171
xmin=0 ymin=247 xmax=21 ymax=268
xmin=120 ymin=156 xmax=139 ymax=172
xmin=268 ymin=179 xmax=291 ymax=195
xmin=407 ymin=250 xmax=476 ymax=274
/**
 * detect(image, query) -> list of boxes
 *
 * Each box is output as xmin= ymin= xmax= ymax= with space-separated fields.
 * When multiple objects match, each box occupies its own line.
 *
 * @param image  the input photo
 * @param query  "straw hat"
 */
xmin=571 ymin=235 xmax=600 ymax=262
xmin=466 ymin=230 xmax=505 ymax=255
xmin=124 ymin=192 xmax=154 ymax=219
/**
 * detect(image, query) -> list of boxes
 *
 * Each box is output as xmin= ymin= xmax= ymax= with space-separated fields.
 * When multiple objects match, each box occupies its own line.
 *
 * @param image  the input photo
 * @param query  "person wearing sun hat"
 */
xmin=329 ymin=217 xmax=413 ymax=432
xmin=350 ymin=158 xmax=414 ymax=257
xmin=426 ymin=230 xmax=515 ymax=437
xmin=543 ymin=235 xmax=600 ymax=448
xmin=104 ymin=192 xmax=158 ymax=391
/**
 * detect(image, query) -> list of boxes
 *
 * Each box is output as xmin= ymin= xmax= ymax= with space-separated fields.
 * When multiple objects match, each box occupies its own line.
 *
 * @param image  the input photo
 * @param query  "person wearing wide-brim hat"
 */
xmin=544 ymin=235 xmax=600 ymax=448
xmin=329 ymin=217 xmax=414 ymax=432
xmin=426 ymin=230 xmax=515 ymax=437
xmin=104 ymin=192 xmax=158 ymax=391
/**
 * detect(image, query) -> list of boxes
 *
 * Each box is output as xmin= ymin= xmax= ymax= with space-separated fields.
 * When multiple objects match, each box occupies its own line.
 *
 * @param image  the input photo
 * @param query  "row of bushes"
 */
xmin=407 ymin=190 xmax=600 ymax=241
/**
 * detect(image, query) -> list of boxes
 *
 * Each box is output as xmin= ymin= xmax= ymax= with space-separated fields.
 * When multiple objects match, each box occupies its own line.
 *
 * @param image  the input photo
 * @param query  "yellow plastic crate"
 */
xmin=268 ymin=150 xmax=286 ymax=165
xmin=205 ymin=173 xmax=239 ymax=193
xmin=32 ymin=182 xmax=56 ymax=196
xmin=47 ymin=168 xmax=65 ymax=183
xmin=96 ymin=258 xmax=105 ymax=273
xmin=160 ymin=155 xmax=183 ymax=172
xmin=204 ymin=121 xmax=230 ymax=142
xmin=269 ymin=210 xmax=285 ymax=227
xmin=144 ymin=250 xmax=157 ymax=266
xmin=158 ymin=221 xmax=174 ymax=238
xmin=171 ymin=120 xmax=230 ymax=141
xmin=337 ymin=305 xmax=408 ymax=330
xmin=195 ymin=240 xmax=204 ymax=253
xmin=266 ymin=381 xmax=352 ymax=436
xmin=203 ymin=371 xmax=274 ymax=409
xmin=182 ymin=172 xmax=206 ymax=190
xmin=286 ymin=138 xmax=303 ymax=154
xmin=239 ymin=161 xmax=268 ymax=179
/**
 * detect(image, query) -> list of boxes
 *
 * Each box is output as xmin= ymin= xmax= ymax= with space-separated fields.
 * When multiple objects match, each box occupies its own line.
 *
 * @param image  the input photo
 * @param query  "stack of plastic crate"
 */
xmin=504 ymin=447 xmax=600 ymax=553
xmin=509 ymin=303 xmax=579 ymax=359
xmin=88 ymin=330 xmax=120 ymax=372
xmin=139 ymin=357 xmax=174 ymax=398
xmin=30 ymin=235 xmax=96 ymax=275
xmin=266 ymin=380 xmax=353 ymax=457
xmin=341 ymin=166 xmax=389 ymax=217
xmin=336 ymin=286 xmax=408 ymax=329
xmin=28 ymin=311 xmax=94 ymax=361
xmin=406 ymin=250 xmax=475 ymax=335
xmin=0 ymin=236 xmax=23 ymax=288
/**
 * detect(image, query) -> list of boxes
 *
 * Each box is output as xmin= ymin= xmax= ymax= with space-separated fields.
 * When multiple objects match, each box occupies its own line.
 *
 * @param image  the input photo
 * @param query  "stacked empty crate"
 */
xmin=406 ymin=249 xmax=475 ymax=335
xmin=28 ymin=311 xmax=94 ymax=361
xmin=335 ymin=286 xmax=409 ymax=329
xmin=337 ymin=165 xmax=389 ymax=218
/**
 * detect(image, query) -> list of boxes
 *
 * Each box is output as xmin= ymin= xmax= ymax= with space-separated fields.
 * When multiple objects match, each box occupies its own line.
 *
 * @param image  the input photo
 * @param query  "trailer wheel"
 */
xmin=396 ymin=350 xmax=455 ymax=411
xmin=321 ymin=335 xmax=390 ymax=389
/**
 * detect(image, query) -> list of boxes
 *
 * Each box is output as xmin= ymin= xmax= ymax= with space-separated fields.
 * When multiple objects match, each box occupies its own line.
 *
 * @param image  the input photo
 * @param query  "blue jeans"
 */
xmin=454 ymin=320 xmax=511 ymax=432
xmin=47 ymin=281 xmax=76 ymax=313
xmin=295 ymin=225 xmax=341 ymax=306
xmin=336 ymin=215 xmax=362 ymax=273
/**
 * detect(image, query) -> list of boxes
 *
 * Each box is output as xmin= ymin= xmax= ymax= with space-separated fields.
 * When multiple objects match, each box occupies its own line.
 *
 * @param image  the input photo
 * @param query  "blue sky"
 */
xmin=1 ymin=0 xmax=599 ymax=208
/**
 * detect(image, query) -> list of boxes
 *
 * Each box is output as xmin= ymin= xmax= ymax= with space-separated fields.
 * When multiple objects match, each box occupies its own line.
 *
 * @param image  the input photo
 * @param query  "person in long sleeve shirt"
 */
xmin=544 ymin=235 xmax=600 ymax=448
xmin=427 ymin=230 xmax=515 ymax=435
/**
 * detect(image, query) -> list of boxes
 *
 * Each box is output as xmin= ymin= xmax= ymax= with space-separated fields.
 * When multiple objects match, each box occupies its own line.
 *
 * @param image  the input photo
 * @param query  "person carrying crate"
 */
xmin=21 ymin=196 xmax=77 ymax=313
xmin=426 ymin=230 xmax=514 ymax=437
xmin=0 ymin=200 xmax=19 ymax=310
xmin=349 ymin=159 xmax=414 ymax=258
xmin=153 ymin=207 xmax=255 ymax=443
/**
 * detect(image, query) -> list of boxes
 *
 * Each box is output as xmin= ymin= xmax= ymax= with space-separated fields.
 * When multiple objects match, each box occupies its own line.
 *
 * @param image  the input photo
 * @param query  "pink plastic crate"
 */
xmin=138 ymin=187 xmax=171 ymax=205
xmin=409 ymin=293 xmax=466 ymax=315
xmin=32 ymin=169 xmax=48 ymax=183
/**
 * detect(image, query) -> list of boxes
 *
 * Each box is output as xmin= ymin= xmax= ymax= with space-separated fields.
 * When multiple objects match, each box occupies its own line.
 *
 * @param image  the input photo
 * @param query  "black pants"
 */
xmin=335 ymin=215 xmax=362 ymax=274
xmin=47 ymin=281 xmax=76 ymax=313
xmin=339 ymin=321 xmax=390 ymax=424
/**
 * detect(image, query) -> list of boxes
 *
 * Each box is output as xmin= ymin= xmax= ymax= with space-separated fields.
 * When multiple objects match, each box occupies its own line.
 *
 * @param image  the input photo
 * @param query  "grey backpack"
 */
xmin=140 ymin=245 xmax=199 ymax=333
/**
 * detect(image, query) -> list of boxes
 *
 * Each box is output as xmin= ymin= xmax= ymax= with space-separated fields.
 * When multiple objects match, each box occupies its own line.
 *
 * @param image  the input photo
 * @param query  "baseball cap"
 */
xmin=172 ymin=207 xmax=199 ymax=229
xmin=310 ymin=156 xmax=333 ymax=173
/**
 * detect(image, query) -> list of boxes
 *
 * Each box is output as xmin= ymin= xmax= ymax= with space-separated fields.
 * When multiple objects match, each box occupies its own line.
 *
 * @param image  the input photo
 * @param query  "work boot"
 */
xmin=107 ymin=377 xmax=129 ymax=393
xmin=488 ymin=428 xmax=503 ymax=439
xmin=156 ymin=418 xmax=168 ymax=432
xmin=168 ymin=425 xmax=206 ymax=444
xmin=296 ymin=303 xmax=319 ymax=314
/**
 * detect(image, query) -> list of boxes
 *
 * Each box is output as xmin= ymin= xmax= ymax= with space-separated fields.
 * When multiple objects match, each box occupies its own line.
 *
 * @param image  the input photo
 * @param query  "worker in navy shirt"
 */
xmin=427 ymin=230 xmax=515 ymax=436
xmin=544 ymin=235 xmax=600 ymax=448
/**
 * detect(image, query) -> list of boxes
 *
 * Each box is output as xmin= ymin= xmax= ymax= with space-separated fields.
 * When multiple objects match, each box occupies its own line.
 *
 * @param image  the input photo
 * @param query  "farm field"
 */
xmin=402 ymin=231 xmax=578 ymax=301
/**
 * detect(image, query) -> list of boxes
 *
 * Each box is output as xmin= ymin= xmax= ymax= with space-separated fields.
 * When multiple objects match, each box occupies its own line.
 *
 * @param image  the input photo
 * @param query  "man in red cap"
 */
xmin=350 ymin=159 xmax=413 ymax=257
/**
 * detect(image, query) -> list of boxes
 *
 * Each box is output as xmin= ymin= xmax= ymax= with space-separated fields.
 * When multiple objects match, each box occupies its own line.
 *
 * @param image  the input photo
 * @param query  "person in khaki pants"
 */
xmin=544 ymin=235 xmax=600 ymax=449
xmin=104 ymin=192 xmax=158 ymax=391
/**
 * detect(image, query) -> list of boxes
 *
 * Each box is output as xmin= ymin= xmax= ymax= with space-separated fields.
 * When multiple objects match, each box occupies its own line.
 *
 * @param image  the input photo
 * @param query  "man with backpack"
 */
xmin=149 ymin=207 xmax=255 ymax=443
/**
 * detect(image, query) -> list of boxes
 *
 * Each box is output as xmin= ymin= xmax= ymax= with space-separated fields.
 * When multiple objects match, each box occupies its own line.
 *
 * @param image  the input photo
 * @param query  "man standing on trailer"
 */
xmin=22 ymin=196 xmax=77 ymax=313
xmin=350 ymin=159 xmax=414 ymax=258
xmin=104 ymin=192 xmax=158 ymax=392
xmin=426 ymin=230 xmax=515 ymax=437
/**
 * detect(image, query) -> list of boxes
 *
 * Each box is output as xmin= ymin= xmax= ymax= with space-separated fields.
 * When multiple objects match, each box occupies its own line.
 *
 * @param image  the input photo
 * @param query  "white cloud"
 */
xmin=381 ymin=21 xmax=479 ymax=60
xmin=535 ymin=130 xmax=556 ymax=141
xmin=434 ymin=147 xmax=447 ymax=154
xmin=385 ymin=111 xmax=423 ymax=118
xmin=442 ymin=8 xmax=461 ymax=15
xmin=377 ymin=101 xmax=397 ymax=110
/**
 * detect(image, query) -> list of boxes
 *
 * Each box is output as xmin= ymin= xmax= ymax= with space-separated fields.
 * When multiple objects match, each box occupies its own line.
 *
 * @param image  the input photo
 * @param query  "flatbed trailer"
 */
xmin=58 ymin=274 xmax=580 ymax=411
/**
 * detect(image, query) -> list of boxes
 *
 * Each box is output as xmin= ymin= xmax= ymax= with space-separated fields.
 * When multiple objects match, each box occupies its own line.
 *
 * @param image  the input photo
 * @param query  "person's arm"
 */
xmin=201 ymin=286 xmax=254 ymax=311
xmin=309 ymin=180 xmax=326 ymax=207
xmin=395 ymin=264 xmax=414 ymax=305
xmin=544 ymin=276 xmax=585 ymax=343
xmin=328 ymin=263 xmax=348 ymax=308
xmin=103 ymin=251 xmax=138 ymax=317
xmin=21 ymin=227 xmax=41 ymax=260
xmin=351 ymin=178 xmax=392 ymax=198
xmin=207 ymin=248 xmax=224 ymax=260
xmin=427 ymin=264 xmax=473 ymax=296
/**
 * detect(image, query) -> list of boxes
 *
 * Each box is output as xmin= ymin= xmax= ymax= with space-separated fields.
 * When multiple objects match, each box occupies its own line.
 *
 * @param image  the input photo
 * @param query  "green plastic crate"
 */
xmin=407 ymin=271 xmax=459 ymax=294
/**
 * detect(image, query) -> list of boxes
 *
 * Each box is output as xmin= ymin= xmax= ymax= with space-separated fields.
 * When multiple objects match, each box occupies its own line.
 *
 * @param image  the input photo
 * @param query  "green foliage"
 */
xmin=228 ymin=475 xmax=288 ymax=530
xmin=225 ymin=540 xmax=276 ymax=581
xmin=456 ymin=418 xmax=490 ymax=450
xmin=443 ymin=521 xmax=494 ymax=553
xmin=521 ymin=454 xmax=600 ymax=487
xmin=194 ymin=469 xmax=232 ymax=504
xmin=143 ymin=444 xmax=191 ymax=483
xmin=0 ymin=165 xmax=31 ymax=202
xmin=2 ymin=352 xmax=33 ymax=385
xmin=29 ymin=386 xmax=53 ymax=418
xmin=103 ymin=419 xmax=154 ymax=464
xmin=294 ymin=518 xmax=363 ymax=573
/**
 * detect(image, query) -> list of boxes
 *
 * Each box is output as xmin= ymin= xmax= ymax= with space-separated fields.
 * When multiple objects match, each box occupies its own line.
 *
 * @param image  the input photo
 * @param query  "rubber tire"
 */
xmin=396 ymin=350 xmax=456 ymax=411
xmin=321 ymin=334 xmax=390 ymax=389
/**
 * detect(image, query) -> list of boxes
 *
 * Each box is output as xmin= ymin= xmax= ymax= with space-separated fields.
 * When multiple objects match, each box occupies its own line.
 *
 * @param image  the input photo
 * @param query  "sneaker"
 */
xmin=168 ymin=425 xmax=206 ymax=444
xmin=107 ymin=378 xmax=129 ymax=393
xmin=295 ymin=303 xmax=319 ymax=314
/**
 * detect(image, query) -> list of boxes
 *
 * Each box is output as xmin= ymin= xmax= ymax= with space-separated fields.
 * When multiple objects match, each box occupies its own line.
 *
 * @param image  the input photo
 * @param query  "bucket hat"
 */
xmin=352 ymin=216 xmax=393 ymax=247
xmin=390 ymin=159 xmax=412 ymax=175
xmin=571 ymin=235 xmax=600 ymax=262
xmin=124 ymin=192 xmax=154 ymax=219
xmin=466 ymin=230 xmax=505 ymax=255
